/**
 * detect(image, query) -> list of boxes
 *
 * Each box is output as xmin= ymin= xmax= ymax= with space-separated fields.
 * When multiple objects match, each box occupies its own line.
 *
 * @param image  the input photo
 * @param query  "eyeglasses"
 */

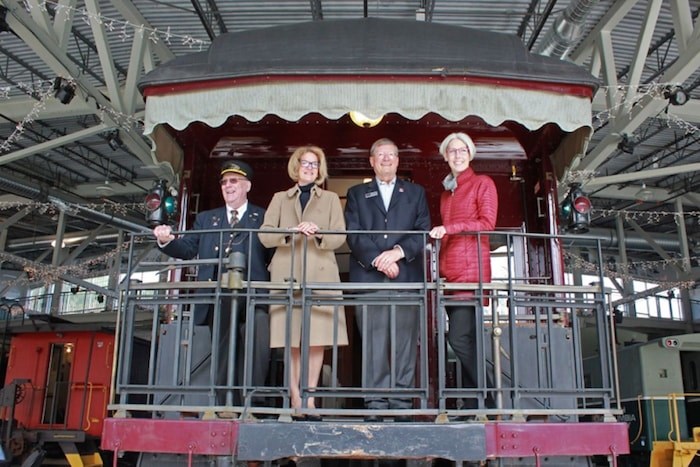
xmin=447 ymin=147 xmax=470 ymax=157
xmin=300 ymin=160 xmax=320 ymax=169
xmin=374 ymin=152 xmax=398 ymax=159
xmin=220 ymin=177 xmax=247 ymax=186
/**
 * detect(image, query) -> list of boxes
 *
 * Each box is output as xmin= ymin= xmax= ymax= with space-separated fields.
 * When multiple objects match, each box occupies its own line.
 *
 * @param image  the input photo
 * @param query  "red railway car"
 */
xmin=0 ymin=318 xmax=147 ymax=466
xmin=101 ymin=18 xmax=629 ymax=467
xmin=5 ymin=328 xmax=111 ymax=436
xmin=0 ymin=320 xmax=112 ymax=465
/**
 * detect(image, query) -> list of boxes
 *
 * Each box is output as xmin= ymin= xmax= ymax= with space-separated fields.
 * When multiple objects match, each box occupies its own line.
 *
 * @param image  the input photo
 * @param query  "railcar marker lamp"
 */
xmin=145 ymin=179 xmax=178 ymax=227
xmin=560 ymin=183 xmax=591 ymax=234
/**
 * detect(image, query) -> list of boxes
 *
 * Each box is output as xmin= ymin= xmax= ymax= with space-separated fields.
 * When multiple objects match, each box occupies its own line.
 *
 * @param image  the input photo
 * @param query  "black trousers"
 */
xmin=210 ymin=296 xmax=270 ymax=406
xmin=355 ymin=292 xmax=419 ymax=410
xmin=446 ymin=305 xmax=493 ymax=409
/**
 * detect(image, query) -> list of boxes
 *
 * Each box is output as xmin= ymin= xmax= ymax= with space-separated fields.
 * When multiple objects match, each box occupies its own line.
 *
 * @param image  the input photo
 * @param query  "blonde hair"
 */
xmin=288 ymin=145 xmax=328 ymax=185
xmin=439 ymin=132 xmax=476 ymax=161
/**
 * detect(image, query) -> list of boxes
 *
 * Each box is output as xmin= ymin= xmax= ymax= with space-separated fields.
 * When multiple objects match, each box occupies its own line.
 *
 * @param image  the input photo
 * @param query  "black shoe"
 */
xmin=365 ymin=415 xmax=383 ymax=423
xmin=306 ymin=414 xmax=322 ymax=422
xmin=394 ymin=416 xmax=412 ymax=423
xmin=450 ymin=415 xmax=475 ymax=422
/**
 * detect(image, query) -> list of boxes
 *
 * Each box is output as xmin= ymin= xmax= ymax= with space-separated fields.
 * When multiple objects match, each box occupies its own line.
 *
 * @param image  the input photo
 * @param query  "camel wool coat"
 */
xmin=259 ymin=184 xmax=348 ymax=348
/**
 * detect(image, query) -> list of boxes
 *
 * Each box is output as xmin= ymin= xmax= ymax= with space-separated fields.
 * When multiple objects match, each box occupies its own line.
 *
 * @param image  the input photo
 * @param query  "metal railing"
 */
xmin=109 ymin=228 xmax=620 ymax=422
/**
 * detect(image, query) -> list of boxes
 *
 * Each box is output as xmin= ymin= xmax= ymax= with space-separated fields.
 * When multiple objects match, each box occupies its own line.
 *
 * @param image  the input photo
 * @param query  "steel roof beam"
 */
xmin=0 ymin=123 xmax=111 ymax=166
xmin=124 ymin=23 xmax=147 ymax=115
xmin=586 ymin=163 xmax=700 ymax=187
xmin=524 ymin=0 xmax=557 ymax=50
xmin=206 ymin=0 xmax=227 ymax=33
xmin=622 ymin=0 xmax=662 ymax=105
xmin=1 ymin=0 xmax=153 ymax=164
xmin=59 ymin=224 xmax=107 ymax=265
xmin=84 ymin=0 xmax=124 ymax=112
xmin=572 ymin=0 xmax=700 ymax=176
xmin=52 ymin=0 xmax=75 ymax=50
xmin=109 ymin=0 xmax=174 ymax=65
xmin=0 ymin=205 xmax=34 ymax=232
xmin=569 ymin=0 xmax=636 ymax=64
xmin=575 ymin=33 xmax=700 ymax=173
xmin=191 ymin=0 xmax=217 ymax=41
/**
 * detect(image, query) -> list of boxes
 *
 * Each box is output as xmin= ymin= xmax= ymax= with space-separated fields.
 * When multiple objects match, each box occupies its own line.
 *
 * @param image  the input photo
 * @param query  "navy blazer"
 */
xmin=345 ymin=178 xmax=431 ymax=283
xmin=160 ymin=204 xmax=272 ymax=324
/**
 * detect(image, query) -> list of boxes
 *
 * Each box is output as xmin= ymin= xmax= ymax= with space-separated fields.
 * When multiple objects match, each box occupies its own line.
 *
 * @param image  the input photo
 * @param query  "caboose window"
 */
xmin=41 ymin=343 xmax=73 ymax=425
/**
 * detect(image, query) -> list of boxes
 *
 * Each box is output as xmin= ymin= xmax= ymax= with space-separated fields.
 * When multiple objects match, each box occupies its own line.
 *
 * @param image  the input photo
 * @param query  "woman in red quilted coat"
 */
xmin=429 ymin=132 xmax=498 ymax=410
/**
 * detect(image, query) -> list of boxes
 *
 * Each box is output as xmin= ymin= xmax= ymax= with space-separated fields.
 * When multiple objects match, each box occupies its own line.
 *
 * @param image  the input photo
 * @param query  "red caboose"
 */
xmin=0 ymin=318 xmax=132 ymax=465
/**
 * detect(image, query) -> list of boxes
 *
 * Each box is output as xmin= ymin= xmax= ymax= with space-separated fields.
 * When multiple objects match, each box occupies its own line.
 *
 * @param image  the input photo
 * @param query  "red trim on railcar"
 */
xmin=141 ymin=74 xmax=594 ymax=99
xmin=485 ymin=422 xmax=630 ymax=458
xmin=102 ymin=419 xmax=629 ymax=459
xmin=101 ymin=418 xmax=238 ymax=456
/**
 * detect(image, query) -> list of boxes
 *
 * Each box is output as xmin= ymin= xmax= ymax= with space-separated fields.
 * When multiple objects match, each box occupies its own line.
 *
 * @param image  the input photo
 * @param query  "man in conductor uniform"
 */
xmin=152 ymin=160 xmax=271 ymax=403
xmin=344 ymin=138 xmax=431 ymax=421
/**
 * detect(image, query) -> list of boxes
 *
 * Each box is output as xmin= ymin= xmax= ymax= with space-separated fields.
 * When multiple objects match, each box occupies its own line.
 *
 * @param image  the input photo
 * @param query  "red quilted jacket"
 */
xmin=438 ymin=167 xmax=498 ymax=292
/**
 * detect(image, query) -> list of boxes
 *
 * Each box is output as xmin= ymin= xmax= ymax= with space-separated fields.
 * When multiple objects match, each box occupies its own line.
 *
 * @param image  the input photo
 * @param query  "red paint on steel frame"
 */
xmin=485 ymin=423 xmax=630 ymax=458
xmin=101 ymin=419 xmax=628 ymax=459
xmin=101 ymin=419 xmax=238 ymax=456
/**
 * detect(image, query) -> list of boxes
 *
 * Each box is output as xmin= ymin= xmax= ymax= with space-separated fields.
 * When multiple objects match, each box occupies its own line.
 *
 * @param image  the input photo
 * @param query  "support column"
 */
xmin=674 ymin=199 xmax=694 ymax=332
xmin=615 ymin=215 xmax=636 ymax=317
xmin=106 ymin=229 xmax=124 ymax=312
xmin=49 ymin=210 xmax=67 ymax=316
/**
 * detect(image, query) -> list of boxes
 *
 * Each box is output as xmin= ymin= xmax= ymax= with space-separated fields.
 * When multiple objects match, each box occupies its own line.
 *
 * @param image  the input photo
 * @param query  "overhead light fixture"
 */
xmin=53 ymin=77 xmax=76 ymax=104
xmin=617 ymin=133 xmax=637 ymax=154
xmin=349 ymin=111 xmax=383 ymax=128
xmin=663 ymin=85 xmax=689 ymax=106
xmin=96 ymin=180 xmax=114 ymax=195
xmin=107 ymin=130 xmax=123 ymax=151
xmin=634 ymin=182 xmax=653 ymax=202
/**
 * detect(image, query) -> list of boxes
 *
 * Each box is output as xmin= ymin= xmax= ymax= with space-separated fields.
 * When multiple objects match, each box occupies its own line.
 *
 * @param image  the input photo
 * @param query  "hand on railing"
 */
xmin=290 ymin=221 xmax=319 ymax=237
xmin=428 ymin=225 xmax=447 ymax=240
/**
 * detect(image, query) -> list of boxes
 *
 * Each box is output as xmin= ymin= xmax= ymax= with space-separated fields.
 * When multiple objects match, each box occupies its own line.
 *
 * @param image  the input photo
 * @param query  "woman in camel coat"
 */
xmin=259 ymin=145 xmax=348 ymax=414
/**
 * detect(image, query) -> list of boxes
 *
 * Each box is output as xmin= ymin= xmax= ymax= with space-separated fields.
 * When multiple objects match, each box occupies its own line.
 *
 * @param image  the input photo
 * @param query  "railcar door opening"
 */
xmin=41 ymin=343 xmax=73 ymax=425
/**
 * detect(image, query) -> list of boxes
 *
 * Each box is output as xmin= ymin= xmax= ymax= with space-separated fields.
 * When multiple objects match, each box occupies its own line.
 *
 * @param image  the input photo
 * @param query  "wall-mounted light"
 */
xmin=663 ymin=85 xmax=689 ymax=106
xmin=349 ymin=111 xmax=383 ymax=128
xmin=617 ymin=133 xmax=637 ymax=154
xmin=107 ymin=130 xmax=123 ymax=151
xmin=53 ymin=77 xmax=76 ymax=105
xmin=64 ymin=343 xmax=74 ymax=354
xmin=509 ymin=164 xmax=522 ymax=182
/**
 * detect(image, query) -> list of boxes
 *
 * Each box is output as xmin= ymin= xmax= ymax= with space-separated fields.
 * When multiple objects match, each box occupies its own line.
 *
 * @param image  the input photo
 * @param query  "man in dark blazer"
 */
xmin=153 ymin=160 xmax=272 ymax=402
xmin=345 ymin=138 xmax=431 ymax=421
